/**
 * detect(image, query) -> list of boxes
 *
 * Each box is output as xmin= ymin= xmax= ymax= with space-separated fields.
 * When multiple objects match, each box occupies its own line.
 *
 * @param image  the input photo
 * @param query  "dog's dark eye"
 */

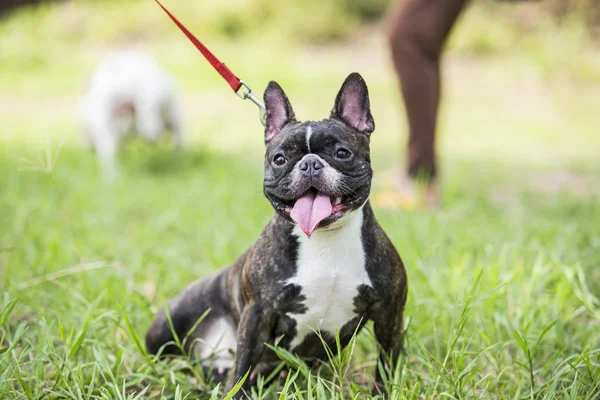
xmin=273 ymin=154 xmax=287 ymax=166
xmin=335 ymin=148 xmax=352 ymax=159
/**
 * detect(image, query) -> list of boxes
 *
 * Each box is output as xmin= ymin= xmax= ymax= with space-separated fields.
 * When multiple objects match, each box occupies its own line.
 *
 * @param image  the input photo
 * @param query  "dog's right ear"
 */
xmin=264 ymin=81 xmax=296 ymax=142
xmin=331 ymin=72 xmax=374 ymax=135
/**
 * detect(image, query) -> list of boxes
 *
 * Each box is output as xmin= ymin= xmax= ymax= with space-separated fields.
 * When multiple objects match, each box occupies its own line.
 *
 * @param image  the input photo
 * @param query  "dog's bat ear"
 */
xmin=264 ymin=81 xmax=296 ymax=142
xmin=331 ymin=72 xmax=374 ymax=135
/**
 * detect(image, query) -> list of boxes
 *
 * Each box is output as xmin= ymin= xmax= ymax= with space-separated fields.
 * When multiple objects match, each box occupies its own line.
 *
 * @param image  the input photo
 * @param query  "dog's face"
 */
xmin=262 ymin=73 xmax=375 ymax=237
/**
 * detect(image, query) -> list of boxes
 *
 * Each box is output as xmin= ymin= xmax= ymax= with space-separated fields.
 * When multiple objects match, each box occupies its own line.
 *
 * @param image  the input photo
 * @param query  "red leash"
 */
xmin=154 ymin=0 xmax=266 ymax=125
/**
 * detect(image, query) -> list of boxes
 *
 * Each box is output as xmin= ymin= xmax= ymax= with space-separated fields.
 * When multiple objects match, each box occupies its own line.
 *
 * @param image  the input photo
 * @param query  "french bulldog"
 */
xmin=81 ymin=50 xmax=184 ymax=177
xmin=145 ymin=73 xmax=408 ymax=397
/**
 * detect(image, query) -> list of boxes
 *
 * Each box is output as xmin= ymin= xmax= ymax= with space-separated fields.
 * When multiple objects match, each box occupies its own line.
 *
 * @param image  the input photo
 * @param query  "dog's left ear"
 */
xmin=264 ymin=81 xmax=296 ymax=142
xmin=331 ymin=72 xmax=374 ymax=135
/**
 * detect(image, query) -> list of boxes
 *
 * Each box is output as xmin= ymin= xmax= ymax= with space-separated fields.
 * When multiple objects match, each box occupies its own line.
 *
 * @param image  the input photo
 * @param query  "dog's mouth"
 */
xmin=270 ymin=188 xmax=365 ymax=237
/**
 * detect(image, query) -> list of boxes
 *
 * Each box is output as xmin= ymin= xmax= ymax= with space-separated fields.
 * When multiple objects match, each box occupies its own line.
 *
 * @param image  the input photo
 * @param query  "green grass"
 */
xmin=2 ymin=139 xmax=599 ymax=399
xmin=1 ymin=0 xmax=600 ymax=398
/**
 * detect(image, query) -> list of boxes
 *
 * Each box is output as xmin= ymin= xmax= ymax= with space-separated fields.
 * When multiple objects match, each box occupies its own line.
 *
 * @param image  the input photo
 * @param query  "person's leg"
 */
xmin=384 ymin=0 xmax=469 ymax=200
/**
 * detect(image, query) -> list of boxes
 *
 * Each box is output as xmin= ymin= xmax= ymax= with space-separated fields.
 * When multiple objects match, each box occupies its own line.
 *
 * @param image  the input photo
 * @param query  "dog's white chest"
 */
xmin=286 ymin=210 xmax=372 ymax=348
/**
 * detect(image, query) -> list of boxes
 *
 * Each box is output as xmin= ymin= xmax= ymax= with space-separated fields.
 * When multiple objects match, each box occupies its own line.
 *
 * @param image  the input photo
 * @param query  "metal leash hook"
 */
xmin=236 ymin=81 xmax=267 ymax=126
xmin=154 ymin=0 xmax=267 ymax=127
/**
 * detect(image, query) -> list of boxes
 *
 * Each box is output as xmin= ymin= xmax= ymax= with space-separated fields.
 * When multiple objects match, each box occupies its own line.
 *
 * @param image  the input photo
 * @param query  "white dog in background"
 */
xmin=81 ymin=50 xmax=184 ymax=176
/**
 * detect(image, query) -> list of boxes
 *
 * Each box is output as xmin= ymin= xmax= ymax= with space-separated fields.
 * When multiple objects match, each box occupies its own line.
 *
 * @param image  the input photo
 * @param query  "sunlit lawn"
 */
xmin=1 ymin=1 xmax=600 ymax=398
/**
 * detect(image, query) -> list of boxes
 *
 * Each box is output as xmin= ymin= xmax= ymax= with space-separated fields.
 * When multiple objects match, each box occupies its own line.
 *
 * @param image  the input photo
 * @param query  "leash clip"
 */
xmin=236 ymin=81 xmax=267 ymax=126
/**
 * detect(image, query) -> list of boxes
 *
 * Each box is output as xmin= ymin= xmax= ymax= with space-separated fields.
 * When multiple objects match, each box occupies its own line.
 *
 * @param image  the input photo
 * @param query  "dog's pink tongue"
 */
xmin=290 ymin=191 xmax=333 ymax=238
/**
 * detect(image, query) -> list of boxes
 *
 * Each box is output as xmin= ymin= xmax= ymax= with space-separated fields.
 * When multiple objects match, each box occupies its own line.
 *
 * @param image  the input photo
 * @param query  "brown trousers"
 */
xmin=385 ymin=0 xmax=469 ymax=180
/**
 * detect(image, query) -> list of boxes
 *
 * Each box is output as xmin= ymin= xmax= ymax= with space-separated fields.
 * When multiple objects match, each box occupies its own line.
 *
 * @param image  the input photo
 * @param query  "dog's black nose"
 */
xmin=299 ymin=155 xmax=324 ymax=177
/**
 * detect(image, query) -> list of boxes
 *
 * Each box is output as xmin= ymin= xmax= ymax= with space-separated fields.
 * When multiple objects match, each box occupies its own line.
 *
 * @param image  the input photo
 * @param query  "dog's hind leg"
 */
xmin=135 ymin=99 xmax=164 ymax=142
xmin=88 ymin=117 xmax=119 ymax=179
xmin=165 ymin=97 xmax=184 ymax=148
xmin=145 ymin=270 xmax=237 ymax=368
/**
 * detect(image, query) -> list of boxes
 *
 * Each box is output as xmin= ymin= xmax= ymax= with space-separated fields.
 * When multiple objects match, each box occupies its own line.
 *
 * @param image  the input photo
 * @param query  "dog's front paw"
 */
xmin=212 ymin=367 xmax=229 ymax=383
xmin=371 ymin=383 xmax=388 ymax=399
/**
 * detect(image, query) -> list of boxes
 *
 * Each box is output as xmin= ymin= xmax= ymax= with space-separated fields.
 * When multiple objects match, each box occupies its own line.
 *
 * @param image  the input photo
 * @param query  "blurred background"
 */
xmin=2 ymin=0 xmax=599 ymax=164
xmin=1 ymin=0 xmax=599 ymax=398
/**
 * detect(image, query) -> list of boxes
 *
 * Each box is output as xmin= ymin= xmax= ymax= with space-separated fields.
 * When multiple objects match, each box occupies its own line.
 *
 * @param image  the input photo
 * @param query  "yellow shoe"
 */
xmin=373 ymin=172 xmax=439 ymax=210
xmin=374 ymin=189 xmax=418 ymax=210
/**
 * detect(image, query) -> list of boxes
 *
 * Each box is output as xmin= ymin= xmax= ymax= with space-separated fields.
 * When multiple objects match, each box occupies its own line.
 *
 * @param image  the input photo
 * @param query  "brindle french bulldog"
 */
xmin=145 ymin=73 xmax=408 ymax=397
